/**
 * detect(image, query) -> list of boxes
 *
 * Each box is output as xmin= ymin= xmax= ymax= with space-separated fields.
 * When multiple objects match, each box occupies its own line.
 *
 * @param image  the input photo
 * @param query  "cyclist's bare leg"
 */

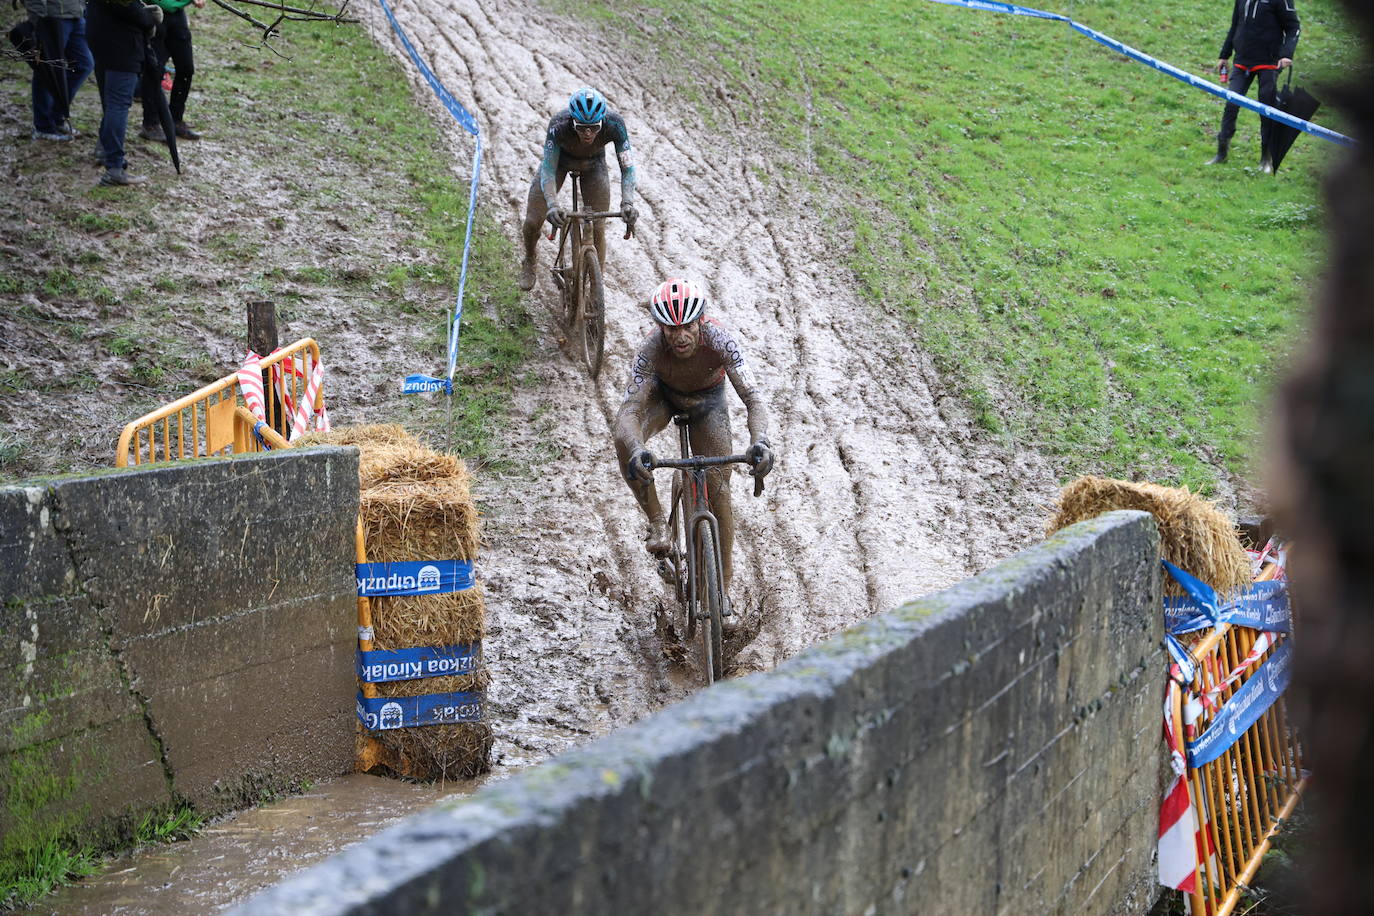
xmin=582 ymin=161 xmax=611 ymax=270
xmin=614 ymin=394 xmax=672 ymax=552
xmin=519 ymin=169 xmax=568 ymax=290
xmin=687 ymin=404 xmax=735 ymax=592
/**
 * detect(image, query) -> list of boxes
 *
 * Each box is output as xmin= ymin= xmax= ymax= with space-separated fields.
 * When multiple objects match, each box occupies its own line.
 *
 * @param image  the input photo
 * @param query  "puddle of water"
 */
xmin=40 ymin=774 xmax=481 ymax=915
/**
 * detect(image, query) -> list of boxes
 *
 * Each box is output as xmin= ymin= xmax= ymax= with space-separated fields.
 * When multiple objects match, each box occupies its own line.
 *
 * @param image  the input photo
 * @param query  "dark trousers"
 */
xmin=142 ymin=9 xmax=194 ymax=127
xmin=97 ymin=67 xmax=140 ymax=169
xmin=30 ymin=15 xmax=93 ymax=133
xmin=1218 ymin=65 xmax=1278 ymax=156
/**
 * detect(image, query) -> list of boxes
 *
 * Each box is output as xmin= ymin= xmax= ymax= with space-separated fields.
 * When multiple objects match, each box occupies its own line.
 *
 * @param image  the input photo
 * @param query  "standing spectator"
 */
xmin=86 ymin=0 xmax=163 ymax=186
xmin=137 ymin=0 xmax=204 ymax=143
xmin=1207 ymin=0 xmax=1301 ymax=173
xmin=24 ymin=0 xmax=94 ymax=141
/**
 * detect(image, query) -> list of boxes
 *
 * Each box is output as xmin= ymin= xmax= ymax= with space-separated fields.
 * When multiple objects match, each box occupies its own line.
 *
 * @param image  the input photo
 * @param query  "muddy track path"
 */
xmin=361 ymin=0 xmax=1061 ymax=770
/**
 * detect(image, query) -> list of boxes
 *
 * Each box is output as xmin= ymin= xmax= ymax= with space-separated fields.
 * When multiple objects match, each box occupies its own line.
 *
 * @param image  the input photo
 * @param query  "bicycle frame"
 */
xmin=548 ymin=171 xmax=628 ymax=296
xmin=652 ymin=414 xmax=764 ymax=656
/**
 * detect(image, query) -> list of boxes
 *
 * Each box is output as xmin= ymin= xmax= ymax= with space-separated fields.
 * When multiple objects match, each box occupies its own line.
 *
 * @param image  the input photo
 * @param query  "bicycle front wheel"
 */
xmin=564 ymin=222 xmax=583 ymax=325
xmin=578 ymin=248 xmax=605 ymax=378
xmin=693 ymin=520 xmax=725 ymax=685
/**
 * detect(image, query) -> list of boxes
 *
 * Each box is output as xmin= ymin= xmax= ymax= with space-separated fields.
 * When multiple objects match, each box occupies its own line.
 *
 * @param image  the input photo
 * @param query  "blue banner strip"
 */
xmin=1161 ymin=563 xmax=1291 ymax=636
xmin=1186 ymin=640 xmax=1292 ymax=767
xmin=377 ymin=0 xmax=483 ymax=387
xmin=401 ymin=373 xmax=454 ymax=395
xmin=356 ymin=690 xmax=483 ymax=730
xmin=926 ymin=0 xmax=1354 ymax=148
xmin=357 ymin=643 xmax=482 ymax=683
xmin=1164 ymin=581 xmax=1291 ymax=636
xmin=356 ymin=560 xmax=475 ymax=597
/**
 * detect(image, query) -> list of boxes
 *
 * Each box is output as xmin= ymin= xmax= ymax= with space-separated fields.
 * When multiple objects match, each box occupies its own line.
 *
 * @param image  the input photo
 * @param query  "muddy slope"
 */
xmin=357 ymin=0 xmax=1061 ymax=768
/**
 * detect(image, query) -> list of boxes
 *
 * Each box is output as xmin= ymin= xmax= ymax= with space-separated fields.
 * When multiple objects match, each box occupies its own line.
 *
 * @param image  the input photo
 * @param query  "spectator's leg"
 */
xmin=1213 ymin=66 xmax=1255 ymax=163
xmin=99 ymin=69 xmax=139 ymax=172
xmin=166 ymin=10 xmax=195 ymax=129
xmin=64 ymin=17 xmax=93 ymax=110
xmin=30 ymin=16 xmax=65 ymax=135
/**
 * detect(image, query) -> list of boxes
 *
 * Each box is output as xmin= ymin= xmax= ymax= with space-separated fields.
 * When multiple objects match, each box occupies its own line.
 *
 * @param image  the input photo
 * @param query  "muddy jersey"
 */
xmin=614 ymin=318 xmax=770 ymax=450
xmin=539 ymin=109 xmax=637 ymax=210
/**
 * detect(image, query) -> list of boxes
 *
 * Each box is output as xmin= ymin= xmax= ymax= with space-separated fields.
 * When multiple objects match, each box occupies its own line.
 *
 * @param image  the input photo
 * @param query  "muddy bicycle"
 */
xmin=646 ymin=413 xmax=766 ymax=686
xmin=546 ymin=170 xmax=634 ymax=379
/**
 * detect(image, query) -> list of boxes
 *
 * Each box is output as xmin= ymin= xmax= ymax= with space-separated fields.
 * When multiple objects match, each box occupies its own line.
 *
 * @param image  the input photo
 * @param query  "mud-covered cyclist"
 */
xmin=518 ymin=87 xmax=638 ymax=292
xmin=614 ymin=278 xmax=775 ymax=606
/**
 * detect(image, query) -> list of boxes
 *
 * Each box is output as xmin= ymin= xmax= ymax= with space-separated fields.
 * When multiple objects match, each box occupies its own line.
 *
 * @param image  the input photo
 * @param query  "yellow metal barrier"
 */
xmin=1170 ymin=609 xmax=1304 ymax=916
xmin=115 ymin=338 xmax=323 ymax=467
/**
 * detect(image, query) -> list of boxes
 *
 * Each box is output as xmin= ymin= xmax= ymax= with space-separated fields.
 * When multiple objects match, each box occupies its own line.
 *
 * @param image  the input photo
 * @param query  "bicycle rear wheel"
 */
xmin=578 ymin=248 xmax=605 ymax=378
xmin=693 ymin=521 xmax=725 ymax=685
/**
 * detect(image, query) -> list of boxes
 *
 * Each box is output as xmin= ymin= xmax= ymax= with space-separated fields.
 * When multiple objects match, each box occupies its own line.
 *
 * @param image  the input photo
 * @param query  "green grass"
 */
xmin=134 ymin=805 xmax=203 ymax=845
xmin=196 ymin=15 xmax=536 ymax=463
xmin=556 ymin=0 xmax=1360 ymax=494
xmin=0 ymin=836 xmax=98 ymax=909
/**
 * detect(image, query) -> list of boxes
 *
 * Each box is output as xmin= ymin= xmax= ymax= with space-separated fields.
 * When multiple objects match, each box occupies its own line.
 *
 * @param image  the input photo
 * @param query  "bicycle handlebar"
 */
xmin=645 ymin=453 xmax=767 ymax=496
xmin=547 ymin=209 xmax=637 ymax=241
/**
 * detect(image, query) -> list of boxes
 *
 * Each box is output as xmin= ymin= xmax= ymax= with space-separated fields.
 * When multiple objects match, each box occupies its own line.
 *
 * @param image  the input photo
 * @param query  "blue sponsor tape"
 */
xmin=926 ymin=0 xmax=1353 ymax=148
xmin=356 ymin=560 xmax=474 ymax=597
xmin=377 ymin=0 xmax=484 ymax=389
xmin=357 ymin=643 xmax=482 ymax=683
xmin=356 ymin=690 xmax=484 ymax=730
xmin=1162 ymin=562 xmax=1291 ymax=636
xmin=1186 ymin=640 xmax=1291 ymax=767
xmin=401 ymin=374 xmax=454 ymax=395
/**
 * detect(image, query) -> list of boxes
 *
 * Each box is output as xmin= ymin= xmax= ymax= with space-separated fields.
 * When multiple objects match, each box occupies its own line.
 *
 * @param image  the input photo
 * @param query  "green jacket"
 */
xmin=152 ymin=0 xmax=194 ymax=11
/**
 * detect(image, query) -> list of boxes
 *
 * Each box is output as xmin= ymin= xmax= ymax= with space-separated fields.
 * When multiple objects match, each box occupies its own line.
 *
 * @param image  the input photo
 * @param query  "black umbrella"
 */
xmin=1269 ymin=67 xmax=1321 ymax=173
xmin=140 ymin=40 xmax=181 ymax=173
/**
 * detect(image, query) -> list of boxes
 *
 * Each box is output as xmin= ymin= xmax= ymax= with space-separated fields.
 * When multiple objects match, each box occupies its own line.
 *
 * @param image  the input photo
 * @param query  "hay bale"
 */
xmin=312 ymin=425 xmax=492 ymax=780
xmin=297 ymin=424 xmax=465 ymax=489
xmin=1047 ymin=475 xmax=1251 ymax=598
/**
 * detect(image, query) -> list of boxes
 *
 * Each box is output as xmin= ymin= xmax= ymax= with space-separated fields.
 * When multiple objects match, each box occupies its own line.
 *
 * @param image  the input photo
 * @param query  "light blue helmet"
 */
xmin=568 ymin=87 xmax=607 ymax=125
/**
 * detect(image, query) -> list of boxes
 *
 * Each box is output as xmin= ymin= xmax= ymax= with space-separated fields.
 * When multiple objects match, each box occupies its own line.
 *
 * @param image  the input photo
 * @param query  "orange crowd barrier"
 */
xmin=115 ymin=339 xmax=323 ymax=467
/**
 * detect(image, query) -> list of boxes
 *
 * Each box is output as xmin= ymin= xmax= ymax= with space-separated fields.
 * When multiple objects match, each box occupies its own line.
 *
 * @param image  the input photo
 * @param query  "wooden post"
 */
xmin=247 ymin=300 xmax=279 ymax=357
xmin=246 ymin=301 xmax=288 ymax=437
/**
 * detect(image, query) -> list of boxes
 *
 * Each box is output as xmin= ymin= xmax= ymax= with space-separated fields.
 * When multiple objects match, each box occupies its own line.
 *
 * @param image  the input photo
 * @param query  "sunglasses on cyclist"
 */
xmin=573 ymin=120 xmax=603 ymax=132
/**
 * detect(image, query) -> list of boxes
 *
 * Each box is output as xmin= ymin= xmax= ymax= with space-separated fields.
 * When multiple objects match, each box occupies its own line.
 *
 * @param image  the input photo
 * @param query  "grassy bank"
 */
xmin=558 ymin=0 xmax=1359 ymax=496
xmin=0 ymin=6 xmax=531 ymax=479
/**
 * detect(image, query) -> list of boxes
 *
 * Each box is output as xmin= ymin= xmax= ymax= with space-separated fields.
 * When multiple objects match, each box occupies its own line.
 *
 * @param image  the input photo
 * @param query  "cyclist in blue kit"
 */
xmin=518 ymin=87 xmax=638 ymax=291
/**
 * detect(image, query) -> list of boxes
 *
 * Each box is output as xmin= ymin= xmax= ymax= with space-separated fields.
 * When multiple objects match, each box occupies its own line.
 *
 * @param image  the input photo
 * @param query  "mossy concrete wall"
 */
xmin=238 ymin=509 xmax=1166 ymax=916
xmin=0 ymin=447 xmax=359 ymax=856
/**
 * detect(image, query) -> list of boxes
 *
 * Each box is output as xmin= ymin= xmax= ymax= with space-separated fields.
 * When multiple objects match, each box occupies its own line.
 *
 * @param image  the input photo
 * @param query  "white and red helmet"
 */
xmin=649 ymin=278 xmax=707 ymax=326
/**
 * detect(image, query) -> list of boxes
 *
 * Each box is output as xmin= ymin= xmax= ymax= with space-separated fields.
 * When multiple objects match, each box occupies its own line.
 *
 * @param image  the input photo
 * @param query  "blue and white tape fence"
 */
xmin=927 ymin=0 xmax=1353 ymax=148
xmin=1161 ymin=561 xmax=1294 ymax=767
xmin=357 ymin=690 xmax=483 ymax=730
xmin=356 ymin=559 xmax=475 ymax=597
xmin=1162 ymin=560 xmax=1291 ymax=636
xmin=357 ymin=643 xmax=482 ymax=683
xmin=379 ymin=0 xmax=485 ymax=392
xmin=1185 ymin=640 xmax=1291 ymax=767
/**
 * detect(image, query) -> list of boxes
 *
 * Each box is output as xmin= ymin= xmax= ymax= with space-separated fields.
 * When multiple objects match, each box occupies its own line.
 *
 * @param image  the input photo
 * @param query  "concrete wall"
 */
xmin=0 ymin=447 xmax=359 ymax=853
xmin=237 ymin=509 xmax=1166 ymax=916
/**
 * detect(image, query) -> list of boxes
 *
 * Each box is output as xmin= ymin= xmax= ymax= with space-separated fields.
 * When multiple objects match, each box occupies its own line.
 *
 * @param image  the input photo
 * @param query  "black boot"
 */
xmin=1206 ymin=138 xmax=1229 ymax=165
